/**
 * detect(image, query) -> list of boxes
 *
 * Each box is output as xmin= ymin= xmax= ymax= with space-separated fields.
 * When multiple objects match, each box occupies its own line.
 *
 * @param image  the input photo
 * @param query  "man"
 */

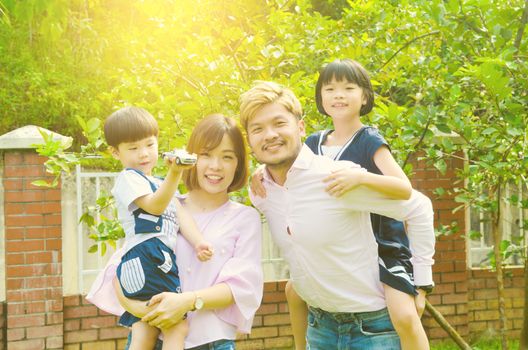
xmin=239 ymin=81 xmax=435 ymax=349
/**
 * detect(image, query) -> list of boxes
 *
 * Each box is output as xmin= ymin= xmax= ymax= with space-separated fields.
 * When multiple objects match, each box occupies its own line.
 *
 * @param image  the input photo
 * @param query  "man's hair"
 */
xmin=239 ymin=81 xmax=303 ymax=131
xmin=183 ymin=114 xmax=249 ymax=193
xmin=104 ymin=106 xmax=159 ymax=147
xmin=315 ymin=59 xmax=374 ymax=116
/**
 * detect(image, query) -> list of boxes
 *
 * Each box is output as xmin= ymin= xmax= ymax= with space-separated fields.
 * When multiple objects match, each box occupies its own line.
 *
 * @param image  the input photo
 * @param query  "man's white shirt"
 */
xmin=251 ymin=145 xmax=435 ymax=313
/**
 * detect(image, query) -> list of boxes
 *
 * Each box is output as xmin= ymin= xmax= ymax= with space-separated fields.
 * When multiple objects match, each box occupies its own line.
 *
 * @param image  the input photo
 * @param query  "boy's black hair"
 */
xmin=104 ymin=106 xmax=159 ymax=147
xmin=315 ymin=59 xmax=374 ymax=116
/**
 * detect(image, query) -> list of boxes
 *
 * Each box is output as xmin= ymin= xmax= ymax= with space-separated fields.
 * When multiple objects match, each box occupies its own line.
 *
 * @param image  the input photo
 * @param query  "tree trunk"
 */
xmin=520 ymin=248 xmax=528 ymax=350
xmin=425 ymin=300 xmax=472 ymax=350
xmin=492 ymin=210 xmax=509 ymax=350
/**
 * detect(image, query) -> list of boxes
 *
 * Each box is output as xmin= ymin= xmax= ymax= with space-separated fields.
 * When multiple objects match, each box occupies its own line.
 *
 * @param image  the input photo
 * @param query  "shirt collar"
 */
xmin=262 ymin=144 xmax=314 ymax=184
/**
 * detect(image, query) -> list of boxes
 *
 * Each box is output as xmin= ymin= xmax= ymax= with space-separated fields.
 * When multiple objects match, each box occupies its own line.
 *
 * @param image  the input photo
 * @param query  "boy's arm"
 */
xmin=134 ymin=167 xmax=184 ymax=215
xmin=175 ymin=201 xmax=213 ymax=261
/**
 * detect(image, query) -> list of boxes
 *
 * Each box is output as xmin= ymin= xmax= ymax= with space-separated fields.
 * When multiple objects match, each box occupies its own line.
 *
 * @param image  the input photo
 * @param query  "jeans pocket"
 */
xmin=358 ymin=312 xmax=397 ymax=336
xmin=308 ymin=310 xmax=318 ymax=328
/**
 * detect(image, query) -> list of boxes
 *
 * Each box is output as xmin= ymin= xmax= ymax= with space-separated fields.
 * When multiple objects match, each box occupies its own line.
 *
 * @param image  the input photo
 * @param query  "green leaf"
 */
xmin=88 ymin=245 xmax=98 ymax=253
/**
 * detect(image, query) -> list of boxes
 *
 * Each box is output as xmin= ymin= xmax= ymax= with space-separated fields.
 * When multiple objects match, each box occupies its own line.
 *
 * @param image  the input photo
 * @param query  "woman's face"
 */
xmin=195 ymin=134 xmax=238 ymax=195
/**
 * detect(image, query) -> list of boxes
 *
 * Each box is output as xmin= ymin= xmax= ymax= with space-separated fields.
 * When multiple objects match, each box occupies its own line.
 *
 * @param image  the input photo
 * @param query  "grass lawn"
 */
xmin=431 ymin=339 xmax=519 ymax=350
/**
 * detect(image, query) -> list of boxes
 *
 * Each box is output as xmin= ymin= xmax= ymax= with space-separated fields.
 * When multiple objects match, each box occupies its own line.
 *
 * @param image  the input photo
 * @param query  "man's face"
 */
xmin=246 ymin=102 xmax=305 ymax=169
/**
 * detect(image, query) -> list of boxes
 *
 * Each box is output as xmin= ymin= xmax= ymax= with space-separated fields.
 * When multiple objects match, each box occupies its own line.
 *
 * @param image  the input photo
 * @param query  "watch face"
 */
xmin=194 ymin=296 xmax=204 ymax=310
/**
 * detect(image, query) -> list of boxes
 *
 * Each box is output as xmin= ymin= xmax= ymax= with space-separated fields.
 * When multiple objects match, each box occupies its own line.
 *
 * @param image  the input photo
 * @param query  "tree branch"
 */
xmin=377 ymin=31 xmax=440 ymax=72
xmin=514 ymin=0 xmax=528 ymax=50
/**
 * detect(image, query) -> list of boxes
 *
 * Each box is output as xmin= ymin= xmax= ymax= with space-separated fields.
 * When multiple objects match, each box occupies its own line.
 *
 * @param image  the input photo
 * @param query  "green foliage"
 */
xmin=4 ymin=1 xmax=526 ymax=263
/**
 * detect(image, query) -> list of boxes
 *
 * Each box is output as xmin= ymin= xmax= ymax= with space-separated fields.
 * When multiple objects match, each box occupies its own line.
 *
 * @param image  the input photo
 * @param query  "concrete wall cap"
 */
xmin=0 ymin=125 xmax=72 ymax=150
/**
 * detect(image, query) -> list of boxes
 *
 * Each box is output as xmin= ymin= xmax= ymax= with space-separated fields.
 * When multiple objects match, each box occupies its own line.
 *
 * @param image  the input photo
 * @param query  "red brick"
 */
xmin=47 ymin=299 xmax=64 ymax=312
xmin=7 ymin=327 xmax=25 ymax=341
xmin=63 ymin=295 xmax=81 ymax=307
xmin=64 ymin=305 xmax=98 ymax=319
xmin=25 ymin=202 xmax=60 ymax=214
xmin=7 ymin=264 xmax=49 ymax=278
xmin=46 ymin=312 xmax=64 ymax=325
xmin=5 ymin=191 xmax=44 ymax=203
xmin=442 ymin=293 xmax=467 ymax=304
xmin=7 ymin=289 xmax=47 ymax=302
xmin=6 ymin=252 xmax=25 ymax=265
xmin=99 ymin=326 xmax=129 ymax=340
xmin=46 ymin=239 xmax=62 ymax=251
xmin=44 ymin=214 xmax=62 ymax=225
xmin=441 ymin=272 xmax=468 ymax=283
xmin=64 ymin=329 xmax=98 ymax=343
xmin=8 ymin=314 xmax=46 ymax=328
xmin=8 ymin=338 xmax=46 ymax=350
xmin=6 ymin=240 xmax=46 ymax=253
xmin=26 ymin=324 xmax=63 ymax=339
xmin=64 ymin=319 xmax=81 ymax=331
xmin=263 ymin=282 xmax=278 ymax=292
xmin=256 ymin=303 xmax=278 ymax=315
xmin=23 ymin=153 xmax=47 ymax=165
xmin=44 ymin=189 xmax=61 ymax=201
xmin=5 ymin=203 xmax=25 ymax=214
xmin=264 ymin=336 xmax=293 ymax=349
xmin=81 ymin=316 xmax=117 ymax=329
xmin=25 ymin=252 xmax=54 ymax=264
xmin=235 ymin=339 xmax=264 ymax=350
xmin=4 ymin=165 xmax=46 ymax=177
xmin=82 ymin=340 xmax=117 ymax=350
xmin=6 ymin=214 xmax=45 ymax=227
xmin=4 ymin=152 xmax=24 ymax=164
xmin=46 ymin=336 xmax=64 ymax=349
xmin=8 ymin=301 xmax=46 ymax=314
xmin=263 ymin=314 xmax=290 ymax=326
xmin=25 ymin=276 xmax=62 ymax=288
xmin=248 ymin=326 xmax=278 ymax=338
xmin=6 ymin=278 xmax=24 ymax=290
xmin=262 ymin=291 xmax=286 ymax=303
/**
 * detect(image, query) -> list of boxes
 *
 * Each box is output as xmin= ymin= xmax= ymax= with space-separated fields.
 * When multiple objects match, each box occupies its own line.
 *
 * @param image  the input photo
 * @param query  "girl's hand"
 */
xmin=250 ymin=166 xmax=267 ymax=198
xmin=195 ymin=241 xmax=214 ymax=261
xmin=142 ymin=292 xmax=194 ymax=329
xmin=323 ymin=167 xmax=365 ymax=197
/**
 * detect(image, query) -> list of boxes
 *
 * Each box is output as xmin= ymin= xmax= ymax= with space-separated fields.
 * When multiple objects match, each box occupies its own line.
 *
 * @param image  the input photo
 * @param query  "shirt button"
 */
xmin=155 ymin=226 xmax=161 ymax=231
xmin=187 ymin=267 xmax=191 ymax=273
xmin=221 ymin=249 xmax=226 ymax=255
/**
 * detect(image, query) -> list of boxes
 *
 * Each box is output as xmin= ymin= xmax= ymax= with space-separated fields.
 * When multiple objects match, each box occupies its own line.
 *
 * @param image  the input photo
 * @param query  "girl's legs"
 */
xmin=161 ymin=319 xmax=189 ymax=350
xmin=285 ymin=280 xmax=308 ymax=350
xmin=128 ymin=321 xmax=160 ymax=350
xmin=383 ymin=284 xmax=430 ymax=350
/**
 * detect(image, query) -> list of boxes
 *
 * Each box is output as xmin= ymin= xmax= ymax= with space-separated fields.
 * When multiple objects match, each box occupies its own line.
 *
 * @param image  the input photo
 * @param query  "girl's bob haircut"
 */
xmin=315 ymin=59 xmax=374 ymax=116
xmin=183 ymin=114 xmax=249 ymax=193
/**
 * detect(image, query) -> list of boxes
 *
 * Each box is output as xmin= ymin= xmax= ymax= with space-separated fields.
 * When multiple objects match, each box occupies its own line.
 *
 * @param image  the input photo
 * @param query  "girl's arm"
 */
xmin=324 ymin=146 xmax=412 ymax=199
xmin=371 ymin=145 xmax=412 ymax=199
xmin=142 ymin=283 xmax=234 ymax=330
xmin=175 ymin=201 xmax=213 ymax=261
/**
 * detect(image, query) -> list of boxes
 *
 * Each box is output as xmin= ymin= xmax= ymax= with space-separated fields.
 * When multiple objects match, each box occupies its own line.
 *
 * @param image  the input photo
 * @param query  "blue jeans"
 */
xmin=124 ymin=333 xmax=235 ymax=350
xmin=306 ymin=307 xmax=401 ymax=350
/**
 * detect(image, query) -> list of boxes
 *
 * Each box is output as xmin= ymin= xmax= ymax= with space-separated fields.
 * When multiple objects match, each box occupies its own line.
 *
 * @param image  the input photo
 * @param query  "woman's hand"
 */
xmin=323 ymin=166 xmax=365 ymax=197
xmin=142 ymin=292 xmax=195 ymax=329
xmin=250 ymin=166 xmax=267 ymax=198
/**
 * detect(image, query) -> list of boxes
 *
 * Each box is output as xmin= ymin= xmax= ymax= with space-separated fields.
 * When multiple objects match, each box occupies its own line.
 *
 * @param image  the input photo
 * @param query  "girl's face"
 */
xmin=321 ymin=77 xmax=366 ymax=120
xmin=195 ymin=134 xmax=238 ymax=195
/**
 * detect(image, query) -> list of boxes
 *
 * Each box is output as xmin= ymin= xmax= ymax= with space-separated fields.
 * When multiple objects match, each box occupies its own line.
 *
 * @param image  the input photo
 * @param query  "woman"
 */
xmin=87 ymin=114 xmax=263 ymax=349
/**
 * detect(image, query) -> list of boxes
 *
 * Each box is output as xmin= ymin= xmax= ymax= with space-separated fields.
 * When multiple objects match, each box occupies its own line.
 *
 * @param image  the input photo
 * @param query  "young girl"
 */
xmin=251 ymin=59 xmax=431 ymax=350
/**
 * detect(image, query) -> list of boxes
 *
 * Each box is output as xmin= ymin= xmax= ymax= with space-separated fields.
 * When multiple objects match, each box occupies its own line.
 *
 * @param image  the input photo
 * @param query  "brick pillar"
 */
xmin=410 ymin=151 xmax=469 ymax=340
xmin=0 ymin=126 xmax=70 ymax=350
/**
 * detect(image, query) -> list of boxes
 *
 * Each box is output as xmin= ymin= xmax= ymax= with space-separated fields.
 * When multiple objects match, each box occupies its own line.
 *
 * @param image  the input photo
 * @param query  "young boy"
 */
xmin=104 ymin=106 xmax=213 ymax=350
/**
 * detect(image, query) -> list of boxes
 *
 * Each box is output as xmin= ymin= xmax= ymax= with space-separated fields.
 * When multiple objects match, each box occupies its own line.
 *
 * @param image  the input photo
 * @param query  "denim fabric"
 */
xmin=306 ymin=307 xmax=401 ymax=350
xmin=124 ymin=333 xmax=234 ymax=350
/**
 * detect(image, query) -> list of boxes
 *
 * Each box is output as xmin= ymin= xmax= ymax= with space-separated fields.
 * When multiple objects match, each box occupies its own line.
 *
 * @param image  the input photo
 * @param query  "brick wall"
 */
xmin=62 ymin=282 xmax=293 ymax=350
xmin=410 ymin=153 xmax=471 ymax=340
xmin=3 ymin=151 xmax=64 ymax=350
xmin=1 ymin=302 xmax=6 ymax=350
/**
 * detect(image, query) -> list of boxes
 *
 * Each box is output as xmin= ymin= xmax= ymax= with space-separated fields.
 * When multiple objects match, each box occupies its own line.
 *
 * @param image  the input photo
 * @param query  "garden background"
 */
xmin=0 ymin=0 xmax=527 ymax=349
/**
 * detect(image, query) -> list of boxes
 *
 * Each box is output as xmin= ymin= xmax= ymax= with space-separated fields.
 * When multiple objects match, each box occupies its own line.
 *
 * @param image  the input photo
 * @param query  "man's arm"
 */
xmin=341 ymin=187 xmax=435 ymax=286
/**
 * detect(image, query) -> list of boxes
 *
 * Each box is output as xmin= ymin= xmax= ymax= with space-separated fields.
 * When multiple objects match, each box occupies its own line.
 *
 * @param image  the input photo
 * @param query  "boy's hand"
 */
xmin=323 ymin=166 xmax=364 ymax=197
xmin=250 ymin=165 xmax=267 ymax=198
xmin=415 ymin=289 xmax=427 ymax=317
xmin=195 ymin=241 xmax=214 ymax=261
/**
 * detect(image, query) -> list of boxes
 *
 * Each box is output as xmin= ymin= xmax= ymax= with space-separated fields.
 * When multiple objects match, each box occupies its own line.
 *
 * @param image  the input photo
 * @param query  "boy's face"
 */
xmin=246 ymin=102 xmax=305 ymax=169
xmin=111 ymin=135 xmax=158 ymax=176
